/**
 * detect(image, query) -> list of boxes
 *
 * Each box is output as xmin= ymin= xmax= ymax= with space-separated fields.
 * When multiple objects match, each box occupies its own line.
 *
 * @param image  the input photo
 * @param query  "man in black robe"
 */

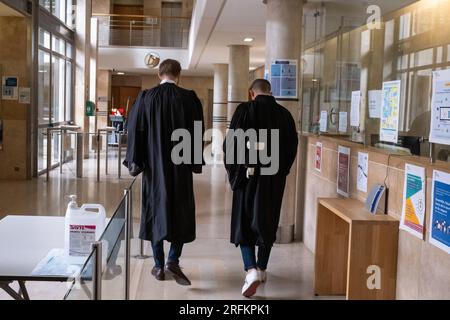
xmin=223 ymin=79 xmax=298 ymax=297
xmin=124 ymin=59 xmax=204 ymax=286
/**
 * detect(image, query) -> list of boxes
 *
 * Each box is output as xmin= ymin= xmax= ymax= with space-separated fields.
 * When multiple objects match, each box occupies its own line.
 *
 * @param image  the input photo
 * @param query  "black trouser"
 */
xmin=151 ymin=241 xmax=184 ymax=268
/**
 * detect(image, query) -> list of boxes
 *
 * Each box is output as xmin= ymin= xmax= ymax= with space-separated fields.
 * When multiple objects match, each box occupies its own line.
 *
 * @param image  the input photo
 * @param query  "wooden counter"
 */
xmin=314 ymin=198 xmax=399 ymax=300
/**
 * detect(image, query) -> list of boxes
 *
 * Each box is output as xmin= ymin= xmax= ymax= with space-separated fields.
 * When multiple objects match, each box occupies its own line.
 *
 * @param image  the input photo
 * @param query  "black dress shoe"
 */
xmin=151 ymin=266 xmax=165 ymax=281
xmin=165 ymin=262 xmax=191 ymax=286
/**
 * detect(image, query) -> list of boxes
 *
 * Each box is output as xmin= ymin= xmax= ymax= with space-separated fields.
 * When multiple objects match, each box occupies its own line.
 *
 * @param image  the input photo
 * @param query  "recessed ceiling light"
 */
xmin=243 ymin=37 xmax=254 ymax=42
xmin=117 ymin=72 xmax=125 ymax=75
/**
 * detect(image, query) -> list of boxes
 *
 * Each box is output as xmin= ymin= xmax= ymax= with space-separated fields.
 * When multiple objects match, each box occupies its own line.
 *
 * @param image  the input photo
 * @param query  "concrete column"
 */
xmin=75 ymin=0 xmax=92 ymax=158
xmin=227 ymin=45 xmax=250 ymax=126
xmin=264 ymin=0 xmax=303 ymax=243
xmin=212 ymin=64 xmax=228 ymax=161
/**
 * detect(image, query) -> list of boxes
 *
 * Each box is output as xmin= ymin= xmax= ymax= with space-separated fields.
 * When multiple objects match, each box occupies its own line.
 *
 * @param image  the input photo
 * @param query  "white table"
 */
xmin=0 ymin=216 xmax=88 ymax=300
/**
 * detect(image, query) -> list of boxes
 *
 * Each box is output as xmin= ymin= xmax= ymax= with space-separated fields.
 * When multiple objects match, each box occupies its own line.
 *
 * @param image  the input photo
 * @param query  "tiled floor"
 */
xmin=0 ymin=151 xmax=337 ymax=300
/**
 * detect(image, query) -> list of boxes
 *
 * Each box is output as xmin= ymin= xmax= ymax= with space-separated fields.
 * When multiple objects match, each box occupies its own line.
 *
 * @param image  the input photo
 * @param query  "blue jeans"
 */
xmin=151 ymin=241 xmax=184 ymax=268
xmin=240 ymin=245 xmax=272 ymax=271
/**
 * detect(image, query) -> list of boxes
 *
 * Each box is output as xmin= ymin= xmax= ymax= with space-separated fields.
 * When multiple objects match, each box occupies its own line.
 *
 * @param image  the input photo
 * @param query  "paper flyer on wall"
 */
xmin=339 ymin=112 xmax=348 ymax=133
xmin=350 ymin=91 xmax=361 ymax=127
xmin=337 ymin=146 xmax=350 ymax=198
xmin=319 ymin=111 xmax=328 ymax=132
xmin=430 ymin=170 xmax=450 ymax=254
xmin=429 ymin=69 xmax=450 ymax=146
xmin=368 ymin=90 xmax=382 ymax=118
xmin=315 ymin=142 xmax=322 ymax=172
xmin=380 ymin=80 xmax=401 ymax=143
xmin=357 ymin=152 xmax=369 ymax=193
xmin=400 ymin=164 xmax=426 ymax=239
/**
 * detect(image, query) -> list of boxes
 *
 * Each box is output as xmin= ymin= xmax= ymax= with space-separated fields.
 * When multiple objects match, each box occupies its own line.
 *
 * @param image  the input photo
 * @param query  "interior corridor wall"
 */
xmin=302 ymin=135 xmax=450 ymax=299
xmin=0 ymin=17 xmax=30 ymax=179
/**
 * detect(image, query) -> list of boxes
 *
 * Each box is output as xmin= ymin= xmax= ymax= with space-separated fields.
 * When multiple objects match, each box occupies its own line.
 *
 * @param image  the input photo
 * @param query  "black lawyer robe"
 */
xmin=223 ymin=95 xmax=298 ymax=247
xmin=123 ymin=83 xmax=204 ymax=244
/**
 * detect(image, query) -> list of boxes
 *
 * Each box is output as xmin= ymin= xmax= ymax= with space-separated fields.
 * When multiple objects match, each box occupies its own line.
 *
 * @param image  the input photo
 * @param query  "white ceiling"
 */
xmin=193 ymin=0 xmax=266 ymax=71
xmin=0 ymin=2 xmax=24 ymax=17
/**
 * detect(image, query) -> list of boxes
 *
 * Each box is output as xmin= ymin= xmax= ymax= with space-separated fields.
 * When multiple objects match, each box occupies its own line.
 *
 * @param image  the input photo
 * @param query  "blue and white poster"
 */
xmin=270 ymin=59 xmax=298 ymax=99
xmin=429 ymin=69 xmax=450 ymax=146
xmin=430 ymin=170 xmax=450 ymax=254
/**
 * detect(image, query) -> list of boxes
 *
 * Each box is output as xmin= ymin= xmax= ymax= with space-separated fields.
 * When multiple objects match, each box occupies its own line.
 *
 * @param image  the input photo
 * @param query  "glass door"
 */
xmin=37 ymin=27 xmax=74 ymax=175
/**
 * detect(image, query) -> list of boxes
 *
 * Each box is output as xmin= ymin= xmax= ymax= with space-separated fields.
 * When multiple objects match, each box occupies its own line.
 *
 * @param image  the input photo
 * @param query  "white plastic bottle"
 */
xmin=64 ymin=195 xmax=106 ymax=262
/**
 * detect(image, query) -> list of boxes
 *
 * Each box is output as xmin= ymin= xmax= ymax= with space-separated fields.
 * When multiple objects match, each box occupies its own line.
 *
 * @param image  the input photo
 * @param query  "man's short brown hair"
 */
xmin=158 ymin=59 xmax=182 ymax=78
xmin=250 ymin=79 xmax=271 ymax=94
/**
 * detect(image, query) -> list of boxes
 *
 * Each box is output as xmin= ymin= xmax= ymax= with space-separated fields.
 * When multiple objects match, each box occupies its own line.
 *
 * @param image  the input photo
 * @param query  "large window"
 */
xmin=37 ymin=27 xmax=74 ymax=173
xmin=39 ymin=0 xmax=74 ymax=28
xmin=301 ymin=0 xmax=450 ymax=162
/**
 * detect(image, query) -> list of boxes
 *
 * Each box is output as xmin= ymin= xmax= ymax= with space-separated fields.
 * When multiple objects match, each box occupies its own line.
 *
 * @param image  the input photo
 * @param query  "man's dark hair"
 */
xmin=250 ymin=79 xmax=272 ymax=93
xmin=158 ymin=59 xmax=182 ymax=78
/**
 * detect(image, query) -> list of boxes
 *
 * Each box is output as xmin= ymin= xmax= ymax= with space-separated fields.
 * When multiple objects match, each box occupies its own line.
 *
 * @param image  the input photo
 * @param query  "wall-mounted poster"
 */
xmin=430 ymin=170 xmax=450 ymax=254
xmin=270 ymin=59 xmax=298 ymax=99
xmin=357 ymin=152 xmax=369 ymax=193
xmin=380 ymin=80 xmax=401 ymax=143
xmin=337 ymin=146 xmax=351 ymax=197
xmin=429 ymin=69 xmax=450 ymax=145
xmin=339 ymin=111 xmax=348 ymax=133
xmin=350 ymin=91 xmax=361 ymax=127
xmin=315 ymin=142 xmax=322 ymax=172
xmin=400 ymin=164 xmax=426 ymax=239
xmin=368 ymin=90 xmax=382 ymax=119
xmin=319 ymin=111 xmax=328 ymax=132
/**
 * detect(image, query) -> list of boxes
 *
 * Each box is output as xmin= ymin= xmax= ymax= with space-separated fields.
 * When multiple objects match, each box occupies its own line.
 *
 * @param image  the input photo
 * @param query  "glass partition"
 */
xmin=301 ymin=0 xmax=450 ymax=162
xmin=99 ymin=196 xmax=126 ymax=300
xmin=64 ymin=249 xmax=95 ymax=300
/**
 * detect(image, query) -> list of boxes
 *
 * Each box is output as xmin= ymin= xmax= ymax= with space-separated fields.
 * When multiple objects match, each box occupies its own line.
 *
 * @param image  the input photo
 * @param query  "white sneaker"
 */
xmin=258 ymin=269 xmax=267 ymax=283
xmin=241 ymin=269 xmax=260 ymax=297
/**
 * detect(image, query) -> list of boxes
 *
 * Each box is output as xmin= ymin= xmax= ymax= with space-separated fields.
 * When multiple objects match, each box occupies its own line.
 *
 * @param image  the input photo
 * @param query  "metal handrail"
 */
xmin=94 ymin=13 xmax=191 ymax=48
xmin=93 ymin=13 xmax=191 ymax=20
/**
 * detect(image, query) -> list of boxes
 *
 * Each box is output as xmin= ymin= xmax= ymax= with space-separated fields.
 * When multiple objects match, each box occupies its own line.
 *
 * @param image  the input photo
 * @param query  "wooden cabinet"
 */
xmin=314 ymin=198 xmax=399 ymax=300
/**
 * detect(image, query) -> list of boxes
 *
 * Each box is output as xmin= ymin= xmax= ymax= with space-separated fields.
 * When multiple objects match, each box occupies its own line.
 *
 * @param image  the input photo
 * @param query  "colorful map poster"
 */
xmin=400 ymin=164 xmax=426 ymax=239
xmin=337 ymin=146 xmax=350 ymax=198
xmin=380 ymin=80 xmax=401 ymax=143
xmin=430 ymin=170 xmax=450 ymax=254
xmin=270 ymin=59 xmax=298 ymax=99
xmin=315 ymin=142 xmax=322 ymax=172
xmin=429 ymin=69 xmax=450 ymax=145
